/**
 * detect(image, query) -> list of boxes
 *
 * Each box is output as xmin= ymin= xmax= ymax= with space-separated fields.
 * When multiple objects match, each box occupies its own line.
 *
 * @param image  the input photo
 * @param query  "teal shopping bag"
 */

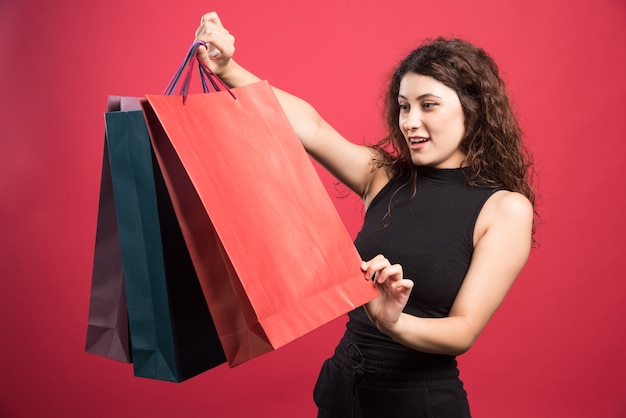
xmin=104 ymin=108 xmax=225 ymax=382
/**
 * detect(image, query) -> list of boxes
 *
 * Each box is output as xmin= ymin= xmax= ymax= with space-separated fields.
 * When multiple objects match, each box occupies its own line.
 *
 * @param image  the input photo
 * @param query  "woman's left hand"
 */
xmin=362 ymin=255 xmax=414 ymax=333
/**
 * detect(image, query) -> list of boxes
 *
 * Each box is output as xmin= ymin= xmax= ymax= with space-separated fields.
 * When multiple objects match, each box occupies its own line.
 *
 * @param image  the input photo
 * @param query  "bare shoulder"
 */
xmin=487 ymin=190 xmax=533 ymax=220
xmin=474 ymin=190 xmax=533 ymax=244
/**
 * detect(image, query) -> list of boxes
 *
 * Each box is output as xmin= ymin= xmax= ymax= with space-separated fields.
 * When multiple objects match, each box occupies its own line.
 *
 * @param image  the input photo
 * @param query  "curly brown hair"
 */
xmin=372 ymin=37 xmax=538 ymax=237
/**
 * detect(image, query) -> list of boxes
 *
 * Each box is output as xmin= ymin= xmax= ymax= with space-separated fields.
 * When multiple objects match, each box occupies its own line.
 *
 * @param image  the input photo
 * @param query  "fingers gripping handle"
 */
xmin=163 ymin=41 xmax=236 ymax=103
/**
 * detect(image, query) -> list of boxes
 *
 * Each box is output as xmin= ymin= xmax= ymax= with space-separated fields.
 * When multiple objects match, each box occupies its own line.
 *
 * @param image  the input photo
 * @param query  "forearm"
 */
xmin=217 ymin=60 xmax=319 ymax=125
xmin=214 ymin=59 xmax=262 ymax=88
xmin=194 ymin=12 xmax=378 ymax=196
xmin=379 ymin=313 xmax=477 ymax=356
xmin=218 ymin=60 xmax=324 ymax=146
xmin=195 ymin=16 xmax=324 ymax=147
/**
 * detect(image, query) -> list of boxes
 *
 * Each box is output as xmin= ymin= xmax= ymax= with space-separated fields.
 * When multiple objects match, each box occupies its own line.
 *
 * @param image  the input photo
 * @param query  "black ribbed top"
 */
xmin=346 ymin=166 xmax=500 ymax=365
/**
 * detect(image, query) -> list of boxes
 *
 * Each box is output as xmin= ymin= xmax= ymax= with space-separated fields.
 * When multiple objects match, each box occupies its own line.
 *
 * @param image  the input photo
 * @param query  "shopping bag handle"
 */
xmin=163 ymin=41 xmax=236 ymax=103
xmin=163 ymin=41 xmax=202 ymax=96
xmin=196 ymin=52 xmax=237 ymax=100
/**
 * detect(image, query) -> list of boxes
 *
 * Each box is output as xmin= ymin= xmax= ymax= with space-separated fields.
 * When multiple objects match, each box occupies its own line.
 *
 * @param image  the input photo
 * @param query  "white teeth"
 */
xmin=410 ymin=138 xmax=428 ymax=143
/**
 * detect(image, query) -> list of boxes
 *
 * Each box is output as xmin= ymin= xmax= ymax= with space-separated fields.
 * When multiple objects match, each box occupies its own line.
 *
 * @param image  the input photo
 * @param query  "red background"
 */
xmin=1 ymin=0 xmax=625 ymax=417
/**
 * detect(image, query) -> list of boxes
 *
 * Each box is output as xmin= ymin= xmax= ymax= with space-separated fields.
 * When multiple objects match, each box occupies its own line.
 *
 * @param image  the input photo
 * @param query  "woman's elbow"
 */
xmin=447 ymin=330 xmax=480 ymax=356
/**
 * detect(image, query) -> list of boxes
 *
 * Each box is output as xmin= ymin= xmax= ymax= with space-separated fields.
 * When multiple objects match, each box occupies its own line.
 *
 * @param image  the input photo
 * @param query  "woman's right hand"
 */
xmin=194 ymin=12 xmax=236 ymax=77
xmin=362 ymin=255 xmax=413 ymax=334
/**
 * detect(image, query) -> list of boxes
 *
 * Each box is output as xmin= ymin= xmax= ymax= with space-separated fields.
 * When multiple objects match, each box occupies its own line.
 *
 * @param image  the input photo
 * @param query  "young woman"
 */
xmin=195 ymin=12 xmax=536 ymax=418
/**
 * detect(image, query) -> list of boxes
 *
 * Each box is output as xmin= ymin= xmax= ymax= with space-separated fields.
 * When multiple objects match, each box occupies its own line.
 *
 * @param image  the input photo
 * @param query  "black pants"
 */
xmin=313 ymin=340 xmax=471 ymax=418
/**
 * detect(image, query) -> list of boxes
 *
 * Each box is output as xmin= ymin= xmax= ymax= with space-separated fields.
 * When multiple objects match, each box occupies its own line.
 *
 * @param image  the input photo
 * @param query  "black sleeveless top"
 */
xmin=346 ymin=166 xmax=501 ymax=369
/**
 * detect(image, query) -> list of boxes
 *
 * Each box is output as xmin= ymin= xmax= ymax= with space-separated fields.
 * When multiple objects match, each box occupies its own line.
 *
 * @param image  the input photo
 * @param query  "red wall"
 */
xmin=1 ymin=0 xmax=625 ymax=417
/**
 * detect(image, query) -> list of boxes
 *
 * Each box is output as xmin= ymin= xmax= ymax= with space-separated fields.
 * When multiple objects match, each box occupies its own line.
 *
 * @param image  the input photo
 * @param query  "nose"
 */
xmin=402 ymin=108 xmax=423 ymax=132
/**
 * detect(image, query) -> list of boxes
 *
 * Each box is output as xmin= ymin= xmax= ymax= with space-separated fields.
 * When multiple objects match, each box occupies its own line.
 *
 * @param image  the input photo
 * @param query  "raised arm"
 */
xmin=194 ymin=12 xmax=387 ymax=199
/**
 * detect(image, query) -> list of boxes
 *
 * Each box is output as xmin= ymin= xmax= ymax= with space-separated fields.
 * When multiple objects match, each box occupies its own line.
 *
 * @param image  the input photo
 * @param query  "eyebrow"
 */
xmin=398 ymin=93 xmax=443 ymax=100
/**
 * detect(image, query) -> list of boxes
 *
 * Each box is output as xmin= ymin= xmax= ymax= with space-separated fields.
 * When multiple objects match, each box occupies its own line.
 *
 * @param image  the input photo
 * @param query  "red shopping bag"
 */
xmin=142 ymin=52 xmax=377 ymax=366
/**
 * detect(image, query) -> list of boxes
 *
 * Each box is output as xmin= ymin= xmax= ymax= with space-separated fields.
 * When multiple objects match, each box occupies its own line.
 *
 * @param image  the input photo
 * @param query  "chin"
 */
xmin=410 ymin=157 xmax=430 ymax=167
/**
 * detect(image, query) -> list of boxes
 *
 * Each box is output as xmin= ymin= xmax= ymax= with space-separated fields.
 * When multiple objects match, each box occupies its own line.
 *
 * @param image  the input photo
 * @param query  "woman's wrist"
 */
xmin=377 ymin=312 xmax=406 ymax=339
xmin=216 ymin=60 xmax=262 ymax=88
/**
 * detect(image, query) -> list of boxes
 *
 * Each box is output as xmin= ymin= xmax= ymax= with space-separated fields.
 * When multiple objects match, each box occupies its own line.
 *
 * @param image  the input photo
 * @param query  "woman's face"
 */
xmin=398 ymin=72 xmax=467 ymax=168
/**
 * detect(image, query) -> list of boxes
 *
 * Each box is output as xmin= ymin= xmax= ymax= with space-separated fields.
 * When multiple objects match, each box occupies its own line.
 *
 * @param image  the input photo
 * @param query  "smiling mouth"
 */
xmin=409 ymin=137 xmax=429 ymax=145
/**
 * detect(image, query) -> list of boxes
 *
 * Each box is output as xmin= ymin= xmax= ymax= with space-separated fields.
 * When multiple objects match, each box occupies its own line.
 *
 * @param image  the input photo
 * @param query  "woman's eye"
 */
xmin=422 ymin=102 xmax=438 ymax=109
xmin=399 ymin=103 xmax=409 ymax=111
